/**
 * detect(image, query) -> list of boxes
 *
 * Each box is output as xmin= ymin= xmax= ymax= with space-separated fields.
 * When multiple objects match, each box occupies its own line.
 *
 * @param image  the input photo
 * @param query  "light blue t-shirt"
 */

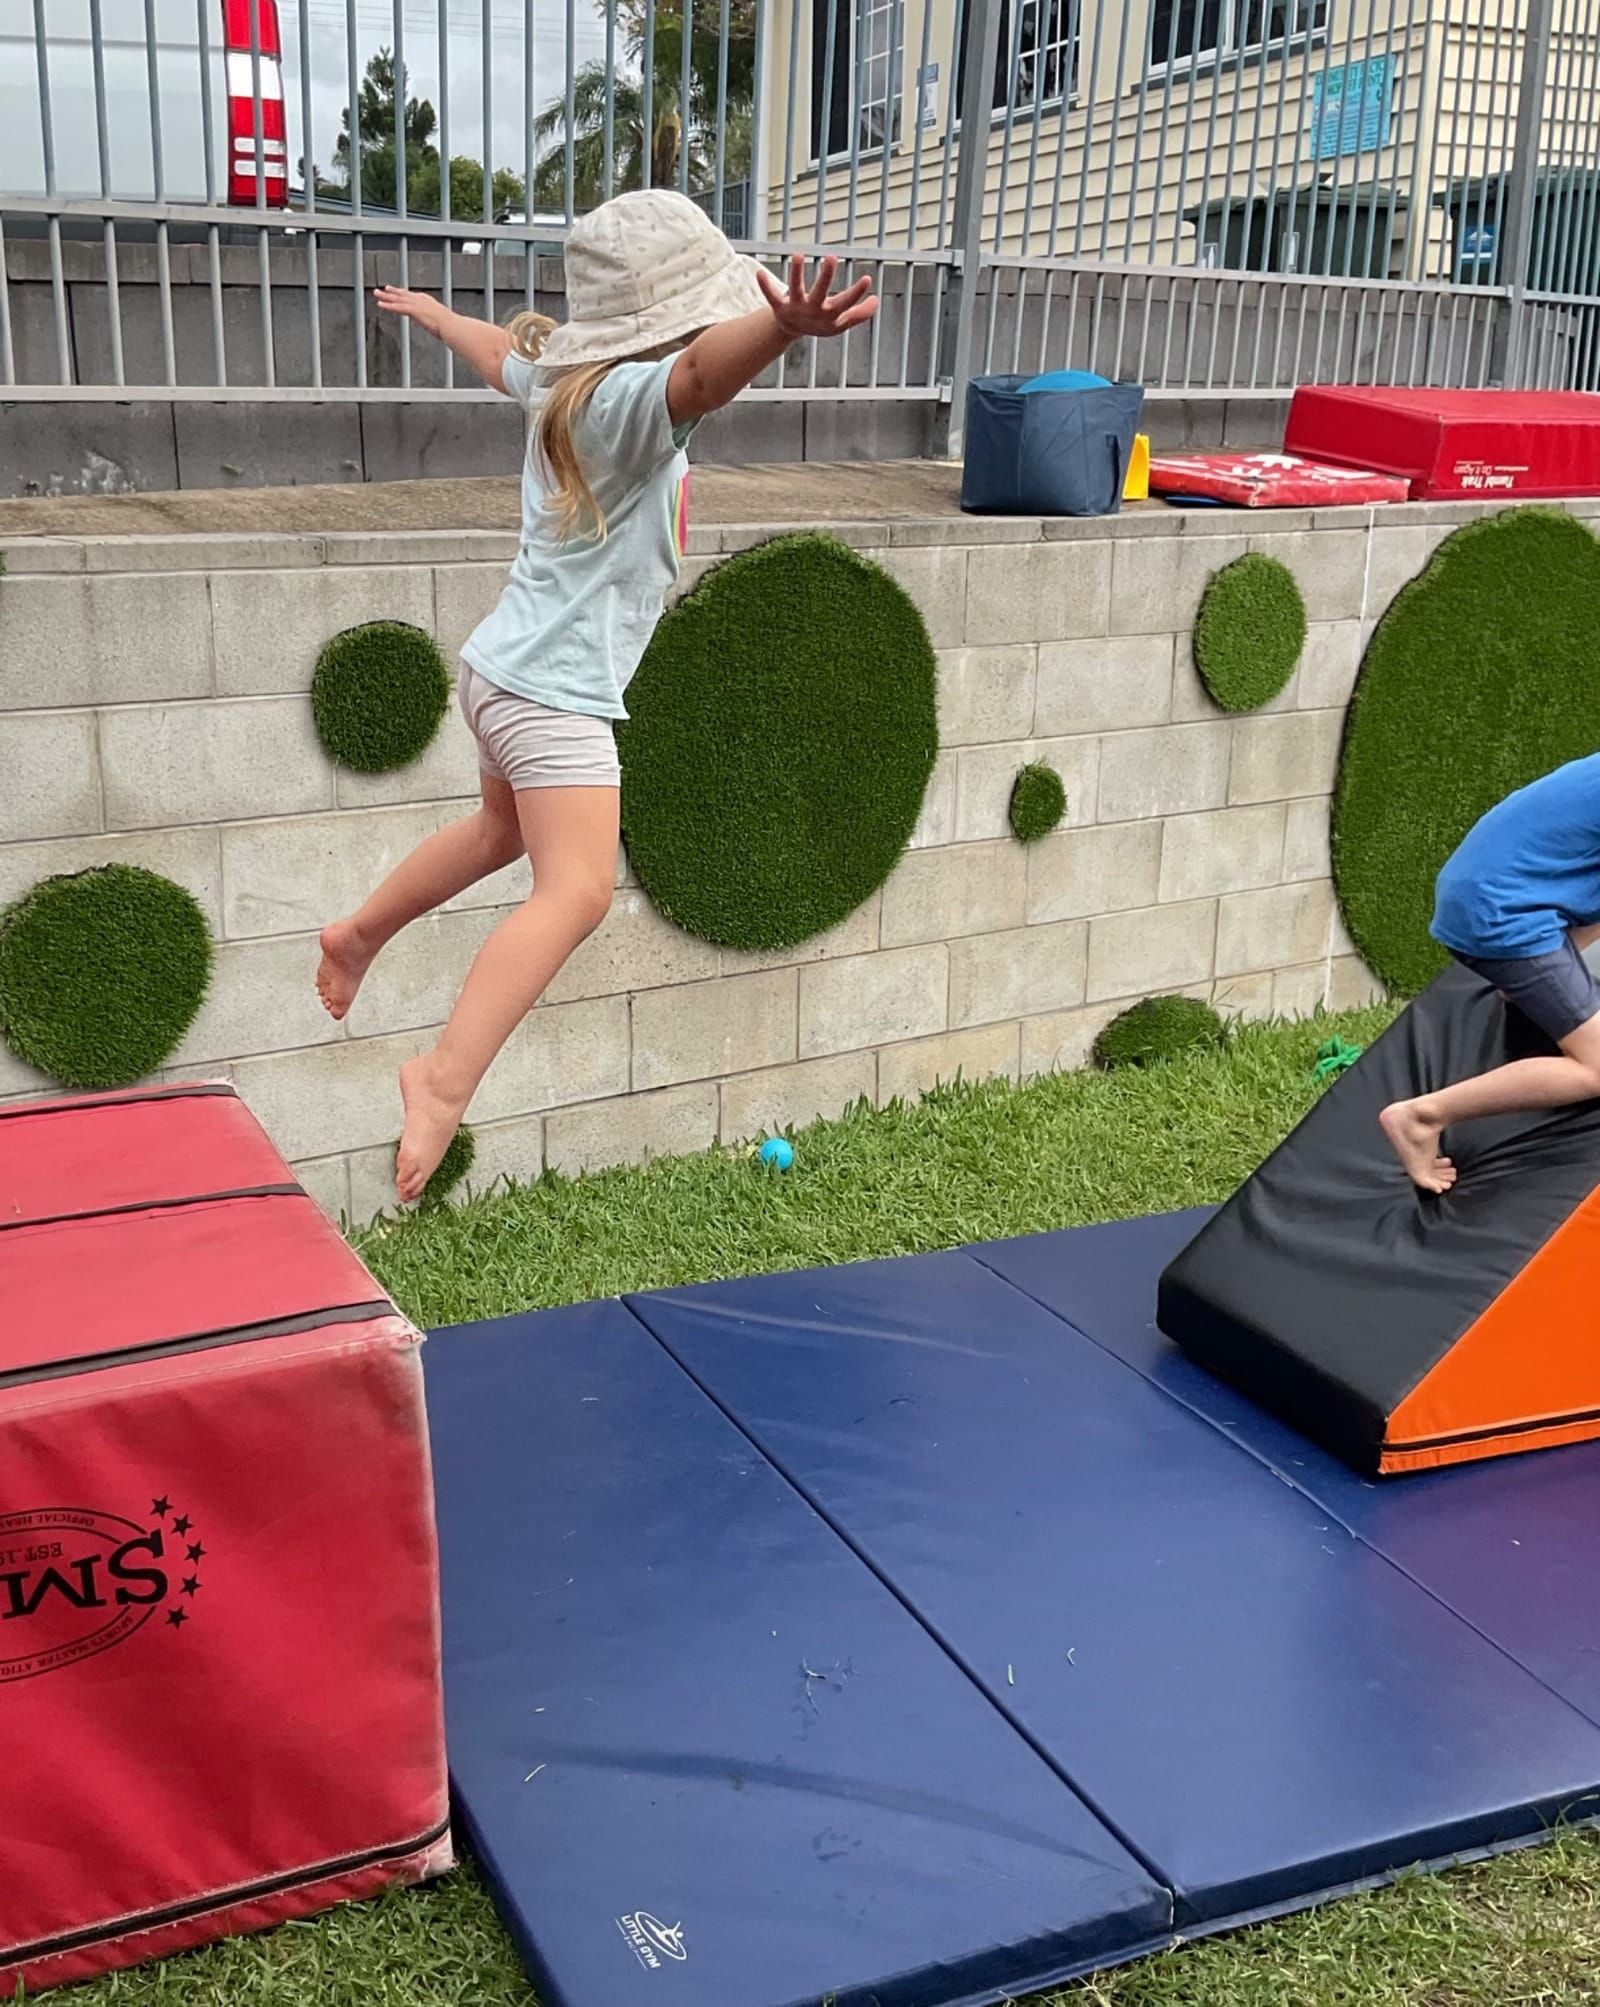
xmin=461 ymin=351 xmax=693 ymax=720
xmin=1433 ymin=753 xmax=1600 ymax=959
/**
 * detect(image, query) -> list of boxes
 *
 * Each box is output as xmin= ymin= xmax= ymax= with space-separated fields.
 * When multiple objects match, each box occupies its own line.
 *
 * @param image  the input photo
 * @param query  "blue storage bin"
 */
xmin=960 ymin=374 xmax=1146 ymax=518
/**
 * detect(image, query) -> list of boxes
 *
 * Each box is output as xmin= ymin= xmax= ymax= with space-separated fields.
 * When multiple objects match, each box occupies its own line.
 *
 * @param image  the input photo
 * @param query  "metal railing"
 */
xmin=1 ymin=0 xmax=1597 ymax=442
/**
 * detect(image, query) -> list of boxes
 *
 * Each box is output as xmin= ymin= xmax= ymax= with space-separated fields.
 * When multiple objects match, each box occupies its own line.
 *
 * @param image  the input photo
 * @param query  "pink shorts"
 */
xmin=458 ymin=665 xmax=621 ymax=790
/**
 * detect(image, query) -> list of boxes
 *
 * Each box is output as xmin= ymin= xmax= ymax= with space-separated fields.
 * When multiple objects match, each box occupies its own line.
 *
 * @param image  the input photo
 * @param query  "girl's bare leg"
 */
xmin=316 ymin=775 xmax=524 ymax=1019
xmin=395 ymin=785 xmax=619 ymax=1202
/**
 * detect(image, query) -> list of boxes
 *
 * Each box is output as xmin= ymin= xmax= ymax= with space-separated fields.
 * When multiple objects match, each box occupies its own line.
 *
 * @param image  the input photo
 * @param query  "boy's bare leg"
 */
xmin=395 ymin=784 xmax=619 ymax=1203
xmin=1381 ymin=1010 xmax=1600 ymax=1193
xmin=316 ymin=776 xmax=524 ymax=1019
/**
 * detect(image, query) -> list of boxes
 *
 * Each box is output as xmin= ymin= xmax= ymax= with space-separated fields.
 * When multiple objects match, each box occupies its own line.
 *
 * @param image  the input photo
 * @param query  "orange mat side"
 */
xmin=1386 ymin=1184 xmax=1600 ymax=1465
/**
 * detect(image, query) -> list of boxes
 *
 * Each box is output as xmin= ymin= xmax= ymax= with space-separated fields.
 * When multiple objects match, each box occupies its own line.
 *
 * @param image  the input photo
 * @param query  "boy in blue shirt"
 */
xmin=1382 ymin=752 xmax=1600 ymax=1192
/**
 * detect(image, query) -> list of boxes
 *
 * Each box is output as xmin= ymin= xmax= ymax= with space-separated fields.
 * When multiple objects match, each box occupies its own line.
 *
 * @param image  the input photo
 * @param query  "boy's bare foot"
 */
xmin=1380 ymin=1101 xmax=1458 ymax=1194
xmin=316 ymin=918 xmax=377 ymax=1020
xmin=396 ymin=1054 xmax=470 ymax=1204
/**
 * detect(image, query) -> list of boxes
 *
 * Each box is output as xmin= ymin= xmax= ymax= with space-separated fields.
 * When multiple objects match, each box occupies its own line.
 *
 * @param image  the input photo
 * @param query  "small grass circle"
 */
xmin=620 ymin=534 xmax=939 ymax=951
xmin=1094 ymin=994 xmax=1227 ymax=1070
xmin=422 ymin=1125 xmax=477 ymax=1208
xmin=0 ymin=865 xmax=213 ymax=1088
xmin=312 ymin=620 xmax=452 ymax=773
xmin=1193 ymin=553 xmax=1307 ymax=712
xmin=1009 ymin=762 xmax=1067 ymax=843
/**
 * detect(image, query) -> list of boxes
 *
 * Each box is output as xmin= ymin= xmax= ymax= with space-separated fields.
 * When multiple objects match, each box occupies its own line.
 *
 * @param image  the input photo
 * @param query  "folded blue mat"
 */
xmin=428 ymin=1216 xmax=1600 ymax=2007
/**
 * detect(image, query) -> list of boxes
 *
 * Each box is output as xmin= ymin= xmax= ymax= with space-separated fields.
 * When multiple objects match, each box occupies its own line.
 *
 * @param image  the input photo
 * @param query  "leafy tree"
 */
xmin=322 ymin=52 xmax=525 ymax=220
xmin=409 ymin=154 xmax=527 ymax=221
xmin=331 ymin=49 xmax=439 ymax=210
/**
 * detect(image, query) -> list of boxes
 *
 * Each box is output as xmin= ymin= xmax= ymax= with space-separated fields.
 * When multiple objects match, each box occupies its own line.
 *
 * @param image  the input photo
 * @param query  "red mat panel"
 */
xmin=1285 ymin=386 xmax=1600 ymax=499
xmin=0 ymin=1087 xmax=293 ymax=1230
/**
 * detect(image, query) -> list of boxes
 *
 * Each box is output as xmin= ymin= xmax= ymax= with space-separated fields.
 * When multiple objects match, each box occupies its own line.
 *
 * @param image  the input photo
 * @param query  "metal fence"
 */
xmin=1 ymin=0 xmax=1597 ymax=445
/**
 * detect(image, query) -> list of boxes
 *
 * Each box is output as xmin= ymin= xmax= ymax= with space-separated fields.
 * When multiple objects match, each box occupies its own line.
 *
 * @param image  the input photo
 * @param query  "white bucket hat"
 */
xmin=539 ymin=188 xmax=767 ymax=370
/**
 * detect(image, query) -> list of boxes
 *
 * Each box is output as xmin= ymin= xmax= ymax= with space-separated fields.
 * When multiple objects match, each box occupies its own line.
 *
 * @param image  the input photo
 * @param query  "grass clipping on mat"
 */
xmin=1094 ymin=994 xmax=1227 ymax=1070
xmin=312 ymin=619 xmax=452 ymax=773
xmin=1334 ymin=507 xmax=1600 ymax=995
xmin=1010 ymin=761 xmax=1067 ymax=843
xmin=619 ymin=534 xmax=939 ymax=951
xmin=1193 ymin=552 xmax=1307 ymax=712
xmin=0 ymin=864 xmax=212 ymax=1088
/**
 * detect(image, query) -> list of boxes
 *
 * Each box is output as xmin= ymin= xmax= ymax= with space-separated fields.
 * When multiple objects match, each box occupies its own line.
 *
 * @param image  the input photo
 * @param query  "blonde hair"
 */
xmin=507 ymin=311 xmax=684 ymax=543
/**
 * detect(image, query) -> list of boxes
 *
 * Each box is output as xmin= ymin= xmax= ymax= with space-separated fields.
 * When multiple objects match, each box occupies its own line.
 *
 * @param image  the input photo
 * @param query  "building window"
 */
xmin=956 ymin=0 xmax=1081 ymax=119
xmin=1148 ymin=0 xmax=1325 ymax=71
xmin=812 ymin=0 xmax=904 ymax=159
xmin=1012 ymin=0 xmax=1079 ymax=104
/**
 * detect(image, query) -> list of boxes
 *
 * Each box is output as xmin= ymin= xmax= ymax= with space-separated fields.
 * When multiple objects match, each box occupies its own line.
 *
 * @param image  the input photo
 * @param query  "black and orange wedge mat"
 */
xmin=1158 ymin=959 xmax=1600 ymax=1476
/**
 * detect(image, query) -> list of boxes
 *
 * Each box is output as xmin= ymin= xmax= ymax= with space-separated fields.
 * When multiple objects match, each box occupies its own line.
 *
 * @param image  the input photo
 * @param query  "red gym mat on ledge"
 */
xmin=1285 ymin=387 xmax=1600 ymax=500
xmin=0 ymin=1084 xmax=449 ymax=1999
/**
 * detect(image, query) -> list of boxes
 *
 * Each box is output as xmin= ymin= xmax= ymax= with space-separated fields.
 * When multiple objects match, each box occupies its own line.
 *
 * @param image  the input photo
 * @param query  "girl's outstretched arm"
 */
xmin=373 ymin=288 xmax=514 ymax=394
xmin=668 ymin=256 xmax=878 ymax=424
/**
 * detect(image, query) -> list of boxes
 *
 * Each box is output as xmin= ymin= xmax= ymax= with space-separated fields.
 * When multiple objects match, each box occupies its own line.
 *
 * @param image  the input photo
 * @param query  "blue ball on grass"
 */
xmin=758 ymin=1137 xmax=795 ymax=1173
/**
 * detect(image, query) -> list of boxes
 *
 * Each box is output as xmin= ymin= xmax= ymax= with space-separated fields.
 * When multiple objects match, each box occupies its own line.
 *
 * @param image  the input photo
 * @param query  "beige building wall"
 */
xmin=761 ymin=0 xmax=1587 ymax=288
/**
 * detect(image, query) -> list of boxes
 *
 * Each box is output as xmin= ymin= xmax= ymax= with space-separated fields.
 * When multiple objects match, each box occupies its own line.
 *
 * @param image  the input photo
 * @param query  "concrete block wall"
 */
xmin=5 ymin=494 xmax=1565 ymax=1221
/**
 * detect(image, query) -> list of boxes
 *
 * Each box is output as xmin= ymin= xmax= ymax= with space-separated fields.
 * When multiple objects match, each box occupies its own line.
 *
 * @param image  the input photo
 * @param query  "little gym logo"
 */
xmin=616 ymin=1911 xmax=688 ymax=1971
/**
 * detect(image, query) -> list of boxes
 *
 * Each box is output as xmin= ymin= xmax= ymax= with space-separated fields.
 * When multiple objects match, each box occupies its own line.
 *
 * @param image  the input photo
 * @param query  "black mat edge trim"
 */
xmin=0 ymin=1084 xmax=237 ymax=1123
xmin=2 ymin=1817 xmax=450 ymax=1969
xmin=1389 ymin=1406 xmax=1600 ymax=1454
xmin=2 ymin=1300 xmax=396 ymax=1394
xmin=0 ymin=1183 xmax=304 ymax=1236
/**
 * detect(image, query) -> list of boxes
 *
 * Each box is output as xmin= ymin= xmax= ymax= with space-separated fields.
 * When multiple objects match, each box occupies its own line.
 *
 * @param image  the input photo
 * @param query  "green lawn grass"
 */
xmin=65 ymin=1003 xmax=1600 ymax=2006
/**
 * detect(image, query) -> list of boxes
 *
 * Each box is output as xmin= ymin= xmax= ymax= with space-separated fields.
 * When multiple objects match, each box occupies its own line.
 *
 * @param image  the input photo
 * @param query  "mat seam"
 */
xmin=613 ymin=1291 xmax=1181 ymax=1927
xmin=970 ymin=1242 xmax=1600 ymax=1746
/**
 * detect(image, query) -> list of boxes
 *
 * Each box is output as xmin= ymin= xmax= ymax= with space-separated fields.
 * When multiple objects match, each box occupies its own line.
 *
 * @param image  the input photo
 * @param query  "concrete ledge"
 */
xmin=5 ymin=461 xmax=1586 ymax=574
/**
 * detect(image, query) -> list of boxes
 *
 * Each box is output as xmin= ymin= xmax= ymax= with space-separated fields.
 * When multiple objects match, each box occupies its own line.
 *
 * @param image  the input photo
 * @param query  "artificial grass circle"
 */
xmin=1009 ymin=762 xmax=1067 ymax=843
xmin=1333 ymin=508 xmax=1600 ymax=995
xmin=1093 ymin=994 xmax=1227 ymax=1070
xmin=619 ymin=534 xmax=939 ymax=951
xmin=1193 ymin=553 xmax=1307 ymax=712
xmin=0 ymin=865 xmax=212 ymax=1088
xmin=312 ymin=620 xmax=452 ymax=773
xmin=422 ymin=1125 xmax=476 ymax=1208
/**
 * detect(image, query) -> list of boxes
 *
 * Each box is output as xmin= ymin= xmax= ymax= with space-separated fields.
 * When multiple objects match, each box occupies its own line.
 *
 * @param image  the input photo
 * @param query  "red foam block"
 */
xmin=1285 ymin=386 xmax=1600 ymax=500
xmin=0 ymin=1085 xmax=449 ymax=1998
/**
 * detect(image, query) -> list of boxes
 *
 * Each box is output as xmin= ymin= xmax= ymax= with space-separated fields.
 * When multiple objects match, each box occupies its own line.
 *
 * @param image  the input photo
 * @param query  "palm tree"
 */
xmin=533 ymin=0 xmax=754 ymax=214
xmin=532 ymin=68 xmax=706 ymax=213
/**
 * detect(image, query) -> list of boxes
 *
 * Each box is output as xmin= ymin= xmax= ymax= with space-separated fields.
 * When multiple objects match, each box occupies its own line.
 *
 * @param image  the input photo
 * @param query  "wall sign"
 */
xmin=1309 ymin=54 xmax=1393 ymax=159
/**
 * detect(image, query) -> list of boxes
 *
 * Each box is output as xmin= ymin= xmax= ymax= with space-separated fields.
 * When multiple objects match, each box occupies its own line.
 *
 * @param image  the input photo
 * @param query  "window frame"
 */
xmin=1143 ymin=0 xmax=1328 ymax=84
xmin=809 ymin=0 xmax=907 ymax=167
xmin=955 ymin=0 xmax=1083 ymax=130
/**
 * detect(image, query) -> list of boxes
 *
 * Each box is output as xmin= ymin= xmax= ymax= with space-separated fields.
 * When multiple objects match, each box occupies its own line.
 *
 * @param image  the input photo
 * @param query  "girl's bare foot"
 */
xmin=1379 ymin=1101 xmax=1457 ymax=1194
xmin=316 ymin=918 xmax=377 ymax=1020
xmin=396 ymin=1054 xmax=470 ymax=1204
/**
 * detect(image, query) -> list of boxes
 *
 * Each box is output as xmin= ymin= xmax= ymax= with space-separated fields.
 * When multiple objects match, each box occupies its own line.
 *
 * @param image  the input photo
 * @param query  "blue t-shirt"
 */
xmin=1432 ymin=753 xmax=1600 ymax=959
xmin=461 ymin=352 xmax=695 ymax=720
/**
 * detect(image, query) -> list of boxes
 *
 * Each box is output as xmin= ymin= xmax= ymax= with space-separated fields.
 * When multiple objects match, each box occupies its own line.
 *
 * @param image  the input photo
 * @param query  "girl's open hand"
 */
xmin=374 ymin=286 xmax=448 ymax=336
xmin=756 ymin=256 xmax=879 ymax=341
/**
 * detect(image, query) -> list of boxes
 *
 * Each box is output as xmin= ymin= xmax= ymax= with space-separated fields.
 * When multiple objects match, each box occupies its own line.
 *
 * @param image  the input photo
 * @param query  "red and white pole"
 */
xmin=223 ymin=0 xmax=289 ymax=207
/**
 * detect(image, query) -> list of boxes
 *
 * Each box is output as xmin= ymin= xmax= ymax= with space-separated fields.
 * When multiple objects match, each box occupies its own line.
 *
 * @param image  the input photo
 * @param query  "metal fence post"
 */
xmin=936 ymin=0 xmax=1005 ymax=457
xmin=1495 ymin=0 xmax=1554 ymax=385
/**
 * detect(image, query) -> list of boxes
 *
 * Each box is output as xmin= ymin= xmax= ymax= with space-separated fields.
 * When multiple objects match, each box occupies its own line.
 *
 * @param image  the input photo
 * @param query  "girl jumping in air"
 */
xmin=315 ymin=190 xmax=877 ymax=1202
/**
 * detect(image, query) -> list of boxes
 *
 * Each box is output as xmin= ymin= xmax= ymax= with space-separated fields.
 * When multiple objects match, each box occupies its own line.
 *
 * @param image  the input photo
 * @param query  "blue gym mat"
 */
xmin=425 ymin=1217 xmax=1600 ymax=2007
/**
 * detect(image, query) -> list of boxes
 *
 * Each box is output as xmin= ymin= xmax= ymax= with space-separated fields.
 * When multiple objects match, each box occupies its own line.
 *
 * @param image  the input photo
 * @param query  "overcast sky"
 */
xmin=0 ymin=0 xmax=609 ymax=200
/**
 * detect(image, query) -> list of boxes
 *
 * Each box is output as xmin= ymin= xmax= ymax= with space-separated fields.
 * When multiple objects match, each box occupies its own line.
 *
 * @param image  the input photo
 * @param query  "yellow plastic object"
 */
xmin=1123 ymin=432 xmax=1151 ymax=502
